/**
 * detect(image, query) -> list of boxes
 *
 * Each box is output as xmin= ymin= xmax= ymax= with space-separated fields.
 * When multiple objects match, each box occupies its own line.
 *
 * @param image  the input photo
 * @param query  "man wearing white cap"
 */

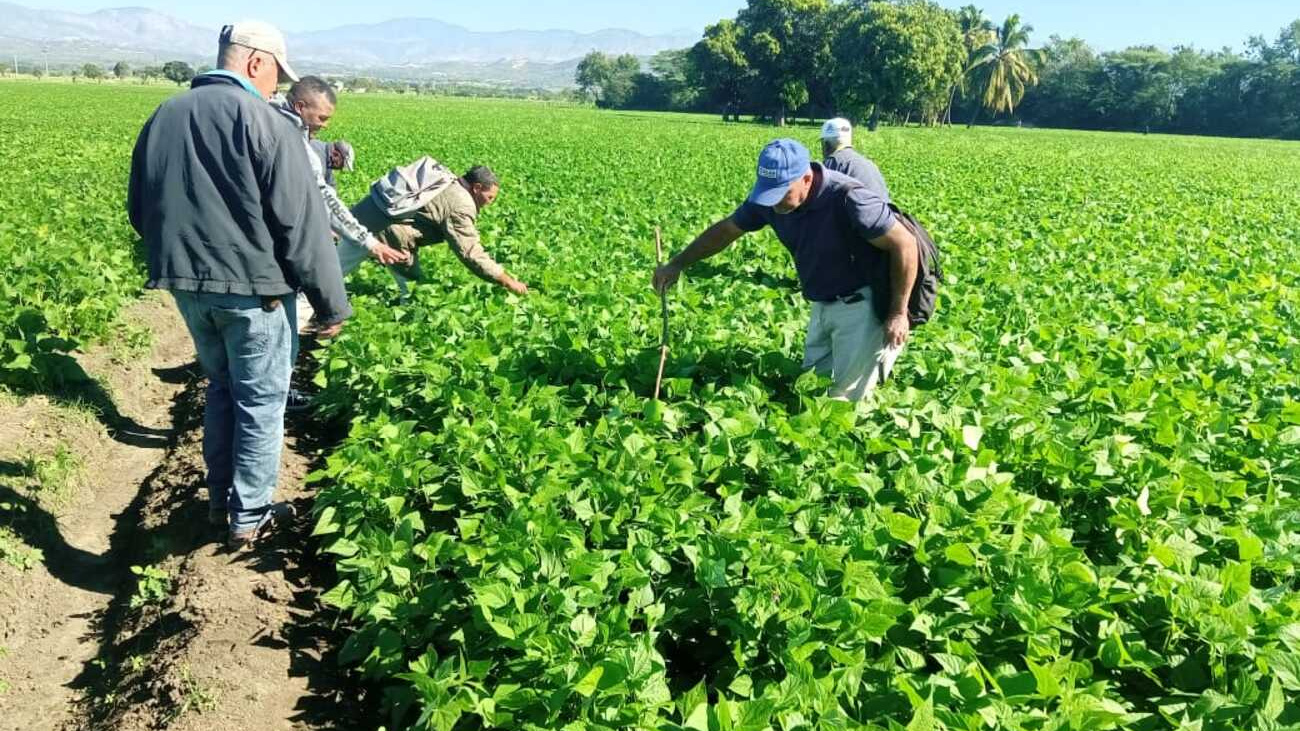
xmin=128 ymin=21 xmax=351 ymax=549
xmin=271 ymin=75 xmax=407 ymax=411
xmin=820 ymin=117 xmax=891 ymax=203
xmin=217 ymin=20 xmax=300 ymax=90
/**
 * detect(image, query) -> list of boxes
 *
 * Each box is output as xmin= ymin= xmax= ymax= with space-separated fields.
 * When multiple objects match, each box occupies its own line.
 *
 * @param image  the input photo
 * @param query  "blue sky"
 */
xmin=30 ymin=0 xmax=1300 ymax=51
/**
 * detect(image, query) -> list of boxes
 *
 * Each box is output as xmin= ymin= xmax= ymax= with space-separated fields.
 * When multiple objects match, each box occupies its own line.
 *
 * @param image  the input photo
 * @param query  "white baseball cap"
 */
xmin=821 ymin=117 xmax=853 ymax=146
xmin=220 ymin=20 xmax=298 ymax=83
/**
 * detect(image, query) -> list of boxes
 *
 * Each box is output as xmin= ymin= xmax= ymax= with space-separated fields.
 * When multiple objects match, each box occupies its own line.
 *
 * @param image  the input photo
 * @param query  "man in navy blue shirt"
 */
xmin=653 ymin=139 xmax=918 ymax=401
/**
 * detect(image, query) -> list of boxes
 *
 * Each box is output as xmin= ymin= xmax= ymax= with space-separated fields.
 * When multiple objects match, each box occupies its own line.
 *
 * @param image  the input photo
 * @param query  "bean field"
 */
xmin=3 ymin=82 xmax=1299 ymax=731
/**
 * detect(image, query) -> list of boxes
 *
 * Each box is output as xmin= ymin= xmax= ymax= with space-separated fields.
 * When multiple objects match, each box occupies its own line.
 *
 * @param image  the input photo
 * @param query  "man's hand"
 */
xmin=884 ymin=312 xmax=910 ymax=348
xmin=313 ymin=320 xmax=345 ymax=339
xmin=370 ymin=243 xmax=410 ymax=266
xmin=653 ymin=262 xmax=682 ymax=293
xmin=498 ymin=273 xmax=529 ymax=295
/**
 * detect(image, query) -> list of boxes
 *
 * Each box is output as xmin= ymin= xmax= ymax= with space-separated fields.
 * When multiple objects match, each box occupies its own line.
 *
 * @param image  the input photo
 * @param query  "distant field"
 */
xmin=4 ymin=82 xmax=1299 ymax=730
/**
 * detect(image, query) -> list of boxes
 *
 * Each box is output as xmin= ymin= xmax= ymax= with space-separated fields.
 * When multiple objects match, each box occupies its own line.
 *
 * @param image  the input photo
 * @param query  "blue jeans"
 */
xmin=172 ymin=291 xmax=296 ymax=533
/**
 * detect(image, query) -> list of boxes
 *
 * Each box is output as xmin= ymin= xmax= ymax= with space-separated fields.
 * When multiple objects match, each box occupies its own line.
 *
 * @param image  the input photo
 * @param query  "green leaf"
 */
xmin=573 ymin=665 xmax=603 ymax=697
xmin=474 ymin=583 xmax=512 ymax=611
xmin=1262 ymin=675 xmax=1286 ymax=720
xmin=1267 ymin=649 xmax=1300 ymax=691
xmin=881 ymin=509 xmax=921 ymax=545
xmin=1222 ymin=525 xmax=1264 ymax=563
xmin=1059 ymin=561 xmax=1097 ymax=586
xmin=388 ymin=564 xmax=411 ymax=587
xmin=324 ymin=538 xmax=360 ymax=557
xmin=684 ymin=702 xmax=710 ymax=731
xmin=311 ymin=506 xmax=340 ymax=537
xmin=320 ymin=580 xmax=355 ymax=610
xmin=944 ymin=543 xmax=977 ymax=567
xmin=905 ymin=696 xmax=935 ymax=731
xmin=1278 ymin=624 xmax=1300 ymax=654
xmin=1027 ymin=657 xmax=1062 ymax=698
xmin=733 ymin=698 xmax=776 ymax=731
xmin=569 ymin=613 xmax=598 ymax=647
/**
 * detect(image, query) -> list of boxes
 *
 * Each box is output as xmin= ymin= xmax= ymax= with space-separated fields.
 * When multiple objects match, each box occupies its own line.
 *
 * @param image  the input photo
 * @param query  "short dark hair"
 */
xmin=288 ymin=75 xmax=336 ymax=107
xmin=463 ymin=165 xmax=499 ymax=189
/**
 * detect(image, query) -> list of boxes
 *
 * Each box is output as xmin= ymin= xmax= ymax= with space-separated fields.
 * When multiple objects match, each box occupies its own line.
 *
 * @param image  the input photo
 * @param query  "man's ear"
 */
xmin=246 ymin=52 xmax=265 ymax=81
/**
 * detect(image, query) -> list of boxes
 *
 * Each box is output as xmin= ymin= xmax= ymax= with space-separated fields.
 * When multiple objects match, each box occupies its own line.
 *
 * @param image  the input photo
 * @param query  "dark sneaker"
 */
xmin=227 ymin=503 xmax=296 ymax=551
xmin=286 ymin=388 xmax=313 ymax=413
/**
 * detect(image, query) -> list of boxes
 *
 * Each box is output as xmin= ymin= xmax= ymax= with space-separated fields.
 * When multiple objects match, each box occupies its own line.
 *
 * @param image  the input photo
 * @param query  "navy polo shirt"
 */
xmin=730 ymin=163 xmax=897 ymax=302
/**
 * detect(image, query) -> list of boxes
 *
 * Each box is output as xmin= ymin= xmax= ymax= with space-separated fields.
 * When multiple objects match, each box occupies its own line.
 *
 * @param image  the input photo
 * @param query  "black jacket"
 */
xmin=127 ymin=73 xmax=351 ymax=324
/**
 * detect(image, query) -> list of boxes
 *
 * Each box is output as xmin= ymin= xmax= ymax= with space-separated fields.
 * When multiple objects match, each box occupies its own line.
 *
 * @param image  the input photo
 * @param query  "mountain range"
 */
xmin=0 ymin=3 xmax=700 ymax=87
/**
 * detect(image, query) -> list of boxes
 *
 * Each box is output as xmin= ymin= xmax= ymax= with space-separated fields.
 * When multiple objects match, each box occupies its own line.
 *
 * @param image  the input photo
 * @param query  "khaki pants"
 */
xmin=803 ymin=285 xmax=903 ymax=402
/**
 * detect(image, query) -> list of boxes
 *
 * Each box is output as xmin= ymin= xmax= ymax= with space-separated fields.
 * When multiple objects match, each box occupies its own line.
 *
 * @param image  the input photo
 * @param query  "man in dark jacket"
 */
xmin=127 ymin=20 xmax=351 ymax=549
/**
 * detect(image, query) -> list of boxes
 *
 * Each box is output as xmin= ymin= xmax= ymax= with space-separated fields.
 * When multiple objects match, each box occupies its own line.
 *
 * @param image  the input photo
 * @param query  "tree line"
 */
xmin=1020 ymin=25 xmax=1300 ymax=138
xmin=3 ymin=60 xmax=205 ymax=85
xmin=575 ymin=0 xmax=1300 ymax=140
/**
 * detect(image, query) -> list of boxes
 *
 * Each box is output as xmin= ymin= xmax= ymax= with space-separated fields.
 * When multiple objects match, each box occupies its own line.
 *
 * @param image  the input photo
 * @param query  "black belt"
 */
xmin=831 ymin=292 xmax=866 ymax=305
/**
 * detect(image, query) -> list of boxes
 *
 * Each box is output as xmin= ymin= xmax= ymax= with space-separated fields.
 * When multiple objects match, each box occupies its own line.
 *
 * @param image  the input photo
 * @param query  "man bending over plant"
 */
xmin=342 ymin=159 xmax=529 ymax=298
xmin=653 ymin=139 xmax=918 ymax=402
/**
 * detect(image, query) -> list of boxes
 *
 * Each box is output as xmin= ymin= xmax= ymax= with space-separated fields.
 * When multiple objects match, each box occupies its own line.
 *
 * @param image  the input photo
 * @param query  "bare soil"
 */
xmin=0 ymin=292 xmax=371 ymax=730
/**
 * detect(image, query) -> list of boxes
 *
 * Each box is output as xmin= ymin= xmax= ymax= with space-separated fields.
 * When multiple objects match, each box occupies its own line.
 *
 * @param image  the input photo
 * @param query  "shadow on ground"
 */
xmin=229 ymin=390 xmax=374 ymax=729
xmin=0 ymin=482 xmax=118 ymax=595
xmin=5 ymin=353 xmax=174 ymax=450
xmin=62 ymin=344 xmax=376 ymax=730
xmin=0 ymin=459 xmax=30 ymax=478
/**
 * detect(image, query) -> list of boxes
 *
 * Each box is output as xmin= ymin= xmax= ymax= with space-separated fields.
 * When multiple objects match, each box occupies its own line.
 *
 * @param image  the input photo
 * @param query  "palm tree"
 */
xmin=967 ymin=14 xmax=1041 ymax=127
xmin=944 ymin=5 xmax=996 ymax=125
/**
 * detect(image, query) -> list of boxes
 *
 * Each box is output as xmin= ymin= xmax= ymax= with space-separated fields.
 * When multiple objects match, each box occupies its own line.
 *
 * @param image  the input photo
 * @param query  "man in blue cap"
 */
xmin=653 ymin=138 xmax=918 ymax=401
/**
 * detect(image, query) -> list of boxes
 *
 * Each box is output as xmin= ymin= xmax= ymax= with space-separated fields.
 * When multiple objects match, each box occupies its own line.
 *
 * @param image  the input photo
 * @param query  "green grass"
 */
xmin=5 ymin=84 xmax=1300 ymax=730
xmin=0 ymin=527 xmax=43 ymax=572
xmin=0 ymin=83 xmax=164 ymax=387
xmin=24 ymin=444 xmax=83 ymax=498
xmin=0 ymin=442 xmax=84 ymax=571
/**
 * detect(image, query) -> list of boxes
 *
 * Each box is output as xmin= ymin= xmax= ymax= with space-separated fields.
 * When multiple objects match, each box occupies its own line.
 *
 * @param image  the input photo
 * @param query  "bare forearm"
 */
xmin=670 ymin=219 xmax=741 ymax=270
xmin=887 ymin=231 xmax=918 ymax=316
xmin=653 ymin=218 xmax=743 ymax=293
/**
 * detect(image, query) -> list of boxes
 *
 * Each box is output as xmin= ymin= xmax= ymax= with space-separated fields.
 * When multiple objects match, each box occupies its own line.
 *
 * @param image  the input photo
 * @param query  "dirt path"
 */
xmin=0 ymin=293 xmax=369 ymax=730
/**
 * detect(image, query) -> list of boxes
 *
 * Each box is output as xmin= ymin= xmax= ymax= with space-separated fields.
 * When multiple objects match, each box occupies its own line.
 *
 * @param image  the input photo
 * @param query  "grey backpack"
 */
xmin=368 ymin=157 xmax=457 ymax=219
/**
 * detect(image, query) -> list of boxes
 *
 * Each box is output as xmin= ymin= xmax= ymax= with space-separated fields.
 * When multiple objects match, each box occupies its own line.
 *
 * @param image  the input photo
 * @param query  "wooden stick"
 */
xmin=653 ymin=227 xmax=670 ymax=401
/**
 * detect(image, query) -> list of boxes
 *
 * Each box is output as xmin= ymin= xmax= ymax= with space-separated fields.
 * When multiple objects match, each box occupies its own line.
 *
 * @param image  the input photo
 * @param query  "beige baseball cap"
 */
xmin=219 ymin=20 xmax=298 ymax=83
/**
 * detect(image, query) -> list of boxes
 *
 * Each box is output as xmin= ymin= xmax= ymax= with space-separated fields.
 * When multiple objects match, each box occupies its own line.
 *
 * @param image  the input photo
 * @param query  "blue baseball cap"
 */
xmin=747 ymin=139 xmax=811 ymax=207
